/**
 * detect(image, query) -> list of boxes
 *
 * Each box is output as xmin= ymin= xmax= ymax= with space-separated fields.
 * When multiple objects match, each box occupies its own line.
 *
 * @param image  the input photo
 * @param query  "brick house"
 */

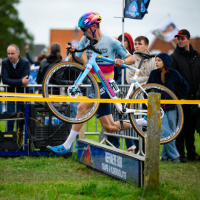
xmin=149 ymin=37 xmax=200 ymax=55
xmin=50 ymin=29 xmax=83 ymax=60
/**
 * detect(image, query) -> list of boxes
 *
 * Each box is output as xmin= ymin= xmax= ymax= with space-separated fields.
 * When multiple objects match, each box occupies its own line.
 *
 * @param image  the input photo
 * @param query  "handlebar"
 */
xmin=67 ymin=32 xmax=102 ymax=65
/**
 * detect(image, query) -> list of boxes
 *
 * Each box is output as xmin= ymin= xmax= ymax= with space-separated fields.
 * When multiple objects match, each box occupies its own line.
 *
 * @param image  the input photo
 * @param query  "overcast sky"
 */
xmin=16 ymin=0 xmax=200 ymax=47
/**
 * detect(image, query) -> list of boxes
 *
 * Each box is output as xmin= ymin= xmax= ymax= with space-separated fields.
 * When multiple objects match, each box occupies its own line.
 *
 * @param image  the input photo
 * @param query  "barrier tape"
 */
xmin=0 ymin=92 xmax=200 ymax=104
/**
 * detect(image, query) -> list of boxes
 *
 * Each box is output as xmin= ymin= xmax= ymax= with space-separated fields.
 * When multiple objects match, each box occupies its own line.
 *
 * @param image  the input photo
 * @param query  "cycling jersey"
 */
xmin=76 ymin=34 xmax=129 ymax=82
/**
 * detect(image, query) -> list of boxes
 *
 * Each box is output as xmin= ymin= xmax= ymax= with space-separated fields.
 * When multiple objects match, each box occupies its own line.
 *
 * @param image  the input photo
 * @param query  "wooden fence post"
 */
xmin=144 ymin=92 xmax=161 ymax=189
xmin=78 ymin=124 xmax=85 ymax=139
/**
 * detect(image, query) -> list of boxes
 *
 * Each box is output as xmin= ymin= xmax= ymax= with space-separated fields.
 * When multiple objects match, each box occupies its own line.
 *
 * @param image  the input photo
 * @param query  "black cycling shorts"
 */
xmin=88 ymin=83 xmax=112 ymax=118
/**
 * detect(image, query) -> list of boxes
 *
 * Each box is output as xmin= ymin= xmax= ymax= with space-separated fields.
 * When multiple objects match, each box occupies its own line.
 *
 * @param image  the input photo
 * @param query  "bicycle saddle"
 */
xmin=134 ymin=51 xmax=156 ymax=59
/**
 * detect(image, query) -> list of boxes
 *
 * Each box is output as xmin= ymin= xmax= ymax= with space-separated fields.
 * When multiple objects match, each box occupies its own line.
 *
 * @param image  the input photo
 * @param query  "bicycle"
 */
xmin=42 ymin=32 xmax=183 ymax=144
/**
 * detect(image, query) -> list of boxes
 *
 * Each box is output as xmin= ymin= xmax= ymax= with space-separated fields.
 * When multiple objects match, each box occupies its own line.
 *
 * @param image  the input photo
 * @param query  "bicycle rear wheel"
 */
xmin=128 ymin=83 xmax=184 ymax=144
xmin=42 ymin=62 xmax=100 ymax=124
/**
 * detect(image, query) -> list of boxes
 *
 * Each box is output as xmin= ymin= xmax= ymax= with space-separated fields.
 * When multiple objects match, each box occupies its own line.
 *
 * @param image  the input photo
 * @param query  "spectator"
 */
xmin=126 ymin=36 xmax=156 ymax=154
xmin=25 ymin=44 xmax=48 ymax=68
xmin=114 ymin=32 xmax=134 ymax=84
xmin=126 ymin=36 xmax=156 ymax=86
xmin=108 ymin=32 xmax=136 ymax=153
xmin=29 ymin=53 xmax=47 ymax=93
xmin=30 ymin=53 xmax=48 ymax=72
xmin=191 ymin=85 xmax=200 ymax=135
xmin=147 ymin=53 xmax=189 ymax=163
xmin=170 ymin=29 xmax=200 ymax=162
xmin=36 ymin=43 xmax=62 ymax=85
xmin=2 ymin=44 xmax=29 ymax=132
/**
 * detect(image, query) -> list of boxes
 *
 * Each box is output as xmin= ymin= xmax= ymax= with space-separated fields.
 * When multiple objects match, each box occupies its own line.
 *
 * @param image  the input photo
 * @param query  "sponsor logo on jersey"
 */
xmin=98 ymin=70 xmax=115 ymax=97
xmin=96 ymin=48 xmax=108 ymax=54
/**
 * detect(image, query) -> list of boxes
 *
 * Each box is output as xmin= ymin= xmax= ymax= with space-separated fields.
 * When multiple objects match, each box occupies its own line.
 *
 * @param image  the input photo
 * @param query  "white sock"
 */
xmin=63 ymin=130 xmax=79 ymax=150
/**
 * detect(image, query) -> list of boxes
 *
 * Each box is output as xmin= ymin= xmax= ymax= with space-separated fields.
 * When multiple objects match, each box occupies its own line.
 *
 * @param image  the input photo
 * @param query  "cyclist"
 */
xmin=47 ymin=12 xmax=135 ymax=155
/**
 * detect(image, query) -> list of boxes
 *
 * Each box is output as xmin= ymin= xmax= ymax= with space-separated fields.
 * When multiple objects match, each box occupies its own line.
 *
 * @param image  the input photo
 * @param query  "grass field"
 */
xmin=0 ymin=119 xmax=200 ymax=199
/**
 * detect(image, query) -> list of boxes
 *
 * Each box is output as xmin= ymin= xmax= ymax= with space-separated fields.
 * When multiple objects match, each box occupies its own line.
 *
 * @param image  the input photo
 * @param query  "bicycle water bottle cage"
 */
xmin=70 ymin=32 xmax=102 ymax=66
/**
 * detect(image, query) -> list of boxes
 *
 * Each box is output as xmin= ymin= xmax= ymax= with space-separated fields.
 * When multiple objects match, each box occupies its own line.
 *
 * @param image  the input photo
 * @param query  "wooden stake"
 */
xmin=144 ymin=92 xmax=161 ymax=189
xmin=78 ymin=124 xmax=85 ymax=139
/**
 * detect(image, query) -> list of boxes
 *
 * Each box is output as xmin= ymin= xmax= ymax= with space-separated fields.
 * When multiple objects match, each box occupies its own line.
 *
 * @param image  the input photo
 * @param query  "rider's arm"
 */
xmin=114 ymin=54 xmax=135 ymax=84
xmin=66 ymin=36 xmax=87 ymax=66
xmin=124 ymin=54 xmax=135 ymax=65
xmin=114 ymin=54 xmax=135 ymax=68
xmin=113 ymin=39 xmax=135 ymax=67
xmin=68 ymin=51 xmax=87 ymax=66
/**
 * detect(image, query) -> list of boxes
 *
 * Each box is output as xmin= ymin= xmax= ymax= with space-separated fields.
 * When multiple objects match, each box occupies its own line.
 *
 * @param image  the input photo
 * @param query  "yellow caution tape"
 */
xmin=0 ymin=92 xmax=200 ymax=104
xmin=0 ymin=92 xmax=88 ymax=98
xmin=0 ymin=96 xmax=147 ymax=103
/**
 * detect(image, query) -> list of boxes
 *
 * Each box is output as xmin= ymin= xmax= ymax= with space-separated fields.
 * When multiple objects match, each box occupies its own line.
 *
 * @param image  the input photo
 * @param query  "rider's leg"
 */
xmin=47 ymin=102 xmax=94 ymax=153
xmin=99 ymin=114 xmax=131 ymax=133
xmin=62 ymin=102 xmax=94 ymax=150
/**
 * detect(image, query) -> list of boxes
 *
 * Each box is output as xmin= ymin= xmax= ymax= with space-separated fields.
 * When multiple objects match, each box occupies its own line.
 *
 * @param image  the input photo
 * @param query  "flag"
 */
xmin=152 ymin=16 xmax=179 ymax=42
xmin=124 ymin=0 xmax=151 ymax=20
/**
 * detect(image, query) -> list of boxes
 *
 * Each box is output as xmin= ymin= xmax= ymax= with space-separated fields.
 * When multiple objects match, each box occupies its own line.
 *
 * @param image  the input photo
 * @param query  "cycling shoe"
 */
xmin=47 ymin=144 xmax=71 ymax=155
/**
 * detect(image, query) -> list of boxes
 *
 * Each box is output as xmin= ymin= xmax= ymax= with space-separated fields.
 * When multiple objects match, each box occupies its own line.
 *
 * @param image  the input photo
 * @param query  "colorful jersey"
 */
xmin=76 ymin=34 xmax=129 ymax=82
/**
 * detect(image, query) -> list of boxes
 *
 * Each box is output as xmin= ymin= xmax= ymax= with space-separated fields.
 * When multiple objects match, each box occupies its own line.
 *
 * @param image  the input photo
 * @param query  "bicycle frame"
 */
xmin=72 ymin=51 xmax=148 ymax=116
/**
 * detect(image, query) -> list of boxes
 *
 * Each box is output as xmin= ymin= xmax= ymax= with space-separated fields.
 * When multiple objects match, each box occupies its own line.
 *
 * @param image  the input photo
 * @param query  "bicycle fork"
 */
xmin=72 ymin=63 xmax=93 ymax=94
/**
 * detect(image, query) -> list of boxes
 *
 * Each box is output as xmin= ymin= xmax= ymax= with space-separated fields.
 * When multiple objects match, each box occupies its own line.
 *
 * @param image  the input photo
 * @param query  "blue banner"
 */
xmin=77 ymin=141 xmax=142 ymax=186
xmin=29 ymin=71 xmax=38 ymax=92
xmin=124 ymin=0 xmax=151 ymax=20
xmin=29 ymin=72 xmax=38 ymax=85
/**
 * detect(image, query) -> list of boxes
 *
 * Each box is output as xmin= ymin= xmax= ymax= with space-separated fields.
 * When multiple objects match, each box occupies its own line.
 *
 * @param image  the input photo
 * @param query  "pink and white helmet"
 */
xmin=78 ymin=12 xmax=102 ymax=31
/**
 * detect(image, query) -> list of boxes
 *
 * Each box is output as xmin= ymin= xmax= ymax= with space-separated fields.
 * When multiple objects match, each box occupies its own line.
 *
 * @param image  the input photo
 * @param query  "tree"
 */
xmin=0 ymin=0 xmax=34 ymax=58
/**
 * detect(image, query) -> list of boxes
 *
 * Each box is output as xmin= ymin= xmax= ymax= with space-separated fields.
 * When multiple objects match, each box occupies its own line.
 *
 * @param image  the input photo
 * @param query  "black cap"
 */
xmin=174 ymin=29 xmax=190 ymax=38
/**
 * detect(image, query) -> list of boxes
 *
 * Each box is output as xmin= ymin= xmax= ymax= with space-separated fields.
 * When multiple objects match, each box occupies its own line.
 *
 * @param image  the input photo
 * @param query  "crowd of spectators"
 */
xmin=0 ymin=28 xmax=200 ymax=162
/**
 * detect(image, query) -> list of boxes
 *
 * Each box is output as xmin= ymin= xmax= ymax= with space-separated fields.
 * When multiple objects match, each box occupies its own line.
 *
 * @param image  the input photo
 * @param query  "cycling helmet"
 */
xmin=78 ymin=12 xmax=102 ymax=31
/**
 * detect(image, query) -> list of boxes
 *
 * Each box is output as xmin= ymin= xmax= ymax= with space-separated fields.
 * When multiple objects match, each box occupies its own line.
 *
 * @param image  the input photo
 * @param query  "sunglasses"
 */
xmin=81 ymin=27 xmax=88 ymax=32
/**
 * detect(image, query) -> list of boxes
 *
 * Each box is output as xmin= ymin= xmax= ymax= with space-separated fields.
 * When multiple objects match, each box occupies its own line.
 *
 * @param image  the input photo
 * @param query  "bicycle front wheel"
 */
xmin=42 ymin=62 xmax=100 ymax=124
xmin=128 ymin=83 xmax=184 ymax=144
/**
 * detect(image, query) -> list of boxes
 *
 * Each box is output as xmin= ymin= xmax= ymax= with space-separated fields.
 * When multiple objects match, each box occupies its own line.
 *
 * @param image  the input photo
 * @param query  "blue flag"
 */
xmin=124 ymin=0 xmax=151 ymax=20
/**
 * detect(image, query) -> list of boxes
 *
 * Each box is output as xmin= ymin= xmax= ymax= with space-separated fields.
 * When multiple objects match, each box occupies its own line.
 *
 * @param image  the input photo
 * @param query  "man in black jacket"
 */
xmin=170 ymin=29 xmax=200 ymax=162
xmin=2 ymin=44 xmax=29 ymax=132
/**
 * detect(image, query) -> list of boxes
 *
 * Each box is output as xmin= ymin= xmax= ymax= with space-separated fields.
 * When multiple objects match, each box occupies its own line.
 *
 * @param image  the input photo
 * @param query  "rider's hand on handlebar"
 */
xmin=66 ymin=44 xmax=75 ymax=53
xmin=114 ymin=58 xmax=125 ymax=67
